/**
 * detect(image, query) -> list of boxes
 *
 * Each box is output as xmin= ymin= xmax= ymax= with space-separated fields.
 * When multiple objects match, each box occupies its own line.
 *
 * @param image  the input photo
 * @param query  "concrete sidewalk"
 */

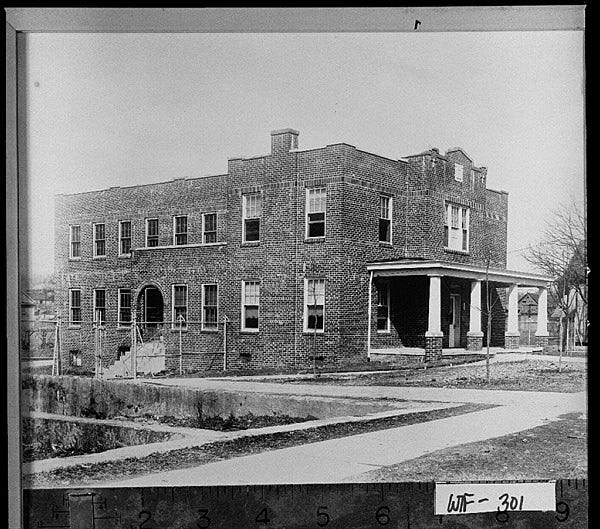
xmin=107 ymin=391 xmax=585 ymax=487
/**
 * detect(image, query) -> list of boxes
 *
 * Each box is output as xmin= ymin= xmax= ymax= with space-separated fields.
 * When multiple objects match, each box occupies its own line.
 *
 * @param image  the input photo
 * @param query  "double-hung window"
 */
xmin=172 ymin=285 xmax=187 ymax=328
xmin=454 ymin=163 xmax=464 ymax=182
xmin=242 ymin=281 xmax=260 ymax=331
xmin=379 ymin=196 xmax=392 ymax=243
xmin=304 ymin=278 xmax=325 ymax=332
xmin=119 ymin=221 xmax=132 ymax=255
xmin=306 ymin=188 xmax=326 ymax=238
xmin=444 ymin=203 xmax=470 ymax=252
xmin=93 ymin=223 xmax=106 ymax=257
xmin=69 ymin=289 xmax=82 ymax=325
xmin=173 ymin=216 xmax=188 ymax=245
xmin=69 ymin=225 xmax=81 ymax=258
xmin=93 ymin=289 xmax=106 ymax=326
xmin=376 ymin=284 xmax=390 ymax=332
xmin=242 ymin=194 xmax=261 ymax=242
xmin=203 ymin=213 xmax=217 ymax=244
xmin=146 ymin=218 xmax=159 ymax=247
xmin=202 ymin=284 xmax=218 ymax=330
xmin=118 ymin=288 xmax=132 ymax=326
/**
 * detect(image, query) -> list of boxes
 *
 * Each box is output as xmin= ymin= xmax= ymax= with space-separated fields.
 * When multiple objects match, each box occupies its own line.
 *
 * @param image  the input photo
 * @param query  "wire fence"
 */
xmin=21 ymin=314 xmax=232 ymax=379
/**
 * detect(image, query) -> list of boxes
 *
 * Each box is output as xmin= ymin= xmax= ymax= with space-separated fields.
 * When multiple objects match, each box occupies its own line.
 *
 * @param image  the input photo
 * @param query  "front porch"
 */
xmin=365 ymin=260 xmax=552 ymax=361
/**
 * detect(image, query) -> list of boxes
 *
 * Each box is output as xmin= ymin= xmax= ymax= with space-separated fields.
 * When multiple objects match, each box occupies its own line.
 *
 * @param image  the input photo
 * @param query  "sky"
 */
xmin=22 ymin=31 xmax=585 ymax=279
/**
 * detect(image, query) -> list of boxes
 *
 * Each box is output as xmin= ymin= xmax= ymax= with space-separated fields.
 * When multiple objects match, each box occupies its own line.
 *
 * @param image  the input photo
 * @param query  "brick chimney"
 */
xmin=271 ymin=128 xmax=299 ymax=155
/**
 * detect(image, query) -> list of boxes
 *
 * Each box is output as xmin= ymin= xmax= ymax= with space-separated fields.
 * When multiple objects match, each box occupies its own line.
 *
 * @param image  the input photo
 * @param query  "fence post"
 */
xmin=52 ymin=311 xmax=61 ymax=376
xmin=223 ymin=315 xmax=229 ymax=371
xmin=131 ymin=311 xmax=137 ymax=380
xmin=93 ymin=310 xmax=98 ymax=378
xmin=178 ymin=315 xmax=184 ymax=376
xmin=98 ymin=309 xmax=103 ymax=378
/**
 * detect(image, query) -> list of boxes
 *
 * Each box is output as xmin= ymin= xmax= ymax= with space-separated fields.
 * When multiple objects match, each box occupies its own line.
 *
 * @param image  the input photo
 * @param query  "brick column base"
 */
xmin=425 ymin=335 xmax=443 ymax=361
xmin=466 ymin=332 xmax=484 ymax=351
xmin=535 ymin=335 xmax=550 ymax=353
xmin=504 ymin=333 xmax=520 ymax=349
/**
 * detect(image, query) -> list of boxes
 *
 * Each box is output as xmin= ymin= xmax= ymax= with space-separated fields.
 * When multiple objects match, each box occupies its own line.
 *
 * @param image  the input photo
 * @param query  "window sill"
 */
xmin=378 ymin=241 xmax=393 ymax=248
xmin=240 ymin=329 xmax=259 ymax=334
xmin=377 ymin=330 xmax=391 ymax=334
xmin=303 ymin=330 xmax=325 ymax=335
xmin=118 ymin=254 xmax=132 ymax=259
xmin=444 ymin=247 xmax=470 ymax=255
xmin=117 ymin=325 xmax=131 ymax=331
xmin=241 ymin=241 xmax=260 ymax=247
xmin=68 ymin=325 xmax=82 ymax=329
xmin=69 ymin=257 xmax=82 ymax=261
xmin=304 ymin=237 xmax=325 ymax=244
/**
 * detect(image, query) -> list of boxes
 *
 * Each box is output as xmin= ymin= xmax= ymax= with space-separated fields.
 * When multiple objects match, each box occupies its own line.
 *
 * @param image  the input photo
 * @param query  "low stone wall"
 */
xmin=22 ymin=416 xmax=173 ymax=462
xmin=21 ymin=375 xmax=396 ymax=420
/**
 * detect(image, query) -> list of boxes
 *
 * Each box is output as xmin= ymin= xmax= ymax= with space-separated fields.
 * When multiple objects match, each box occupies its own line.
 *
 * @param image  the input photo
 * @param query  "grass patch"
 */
xmin=283 ymin=359 xmax=586 ymax=393
xmin=23 ymin=403 xmax=491 ymax=488
xmin=357 ymin=412 xmax=587 ymax=482
xmin=156 ymin=412 xmax=318 ymax=431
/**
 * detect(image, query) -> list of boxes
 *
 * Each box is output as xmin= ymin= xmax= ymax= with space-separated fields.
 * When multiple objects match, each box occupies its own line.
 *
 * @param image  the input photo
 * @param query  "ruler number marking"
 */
xmin=375 ymin=506 xmax=391 ymax=526
xmin=196 ymin=508 xmax=211 ymax=528
xmin=556 ymin=502 xmax=570 ymax=522
xmin=316 ymin=505 xmax=330 ymax=527
xmin=256 ymin=507 xmax=271 ymax=525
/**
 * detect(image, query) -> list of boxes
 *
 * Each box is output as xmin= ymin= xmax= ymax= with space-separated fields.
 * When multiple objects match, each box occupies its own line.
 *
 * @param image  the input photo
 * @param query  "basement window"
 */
xmin=306 ymin=188 xmax=326 ymax=238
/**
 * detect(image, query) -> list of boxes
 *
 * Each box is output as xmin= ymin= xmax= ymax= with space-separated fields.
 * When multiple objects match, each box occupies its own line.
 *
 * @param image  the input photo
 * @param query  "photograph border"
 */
xmin=5 ymin=7 xmax=585 ymax=529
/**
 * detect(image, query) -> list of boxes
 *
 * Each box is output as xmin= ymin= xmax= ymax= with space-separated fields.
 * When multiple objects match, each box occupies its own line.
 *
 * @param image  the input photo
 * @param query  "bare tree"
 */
xmin=525 ymin=202 xmax=587 ymax=369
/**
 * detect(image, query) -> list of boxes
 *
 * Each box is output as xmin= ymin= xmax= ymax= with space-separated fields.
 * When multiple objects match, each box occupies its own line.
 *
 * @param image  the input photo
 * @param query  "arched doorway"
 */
xmin=137 ymin=285 xmax=164 ymax=340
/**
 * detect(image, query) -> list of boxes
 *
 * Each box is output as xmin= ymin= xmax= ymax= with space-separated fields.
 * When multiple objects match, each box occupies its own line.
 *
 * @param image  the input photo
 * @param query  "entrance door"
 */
xmin=144 ymin=287 xmax=163 ymax=326
xmin=449 ymin=294 xmax=461 ymax=347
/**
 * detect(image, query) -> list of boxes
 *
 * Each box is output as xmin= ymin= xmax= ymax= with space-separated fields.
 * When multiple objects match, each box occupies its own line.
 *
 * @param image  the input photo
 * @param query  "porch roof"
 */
xmin=366 ymin=260 xmax=552 ymax=287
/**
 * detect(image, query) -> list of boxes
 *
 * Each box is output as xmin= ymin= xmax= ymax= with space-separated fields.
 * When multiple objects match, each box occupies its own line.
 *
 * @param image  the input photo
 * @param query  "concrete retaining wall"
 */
xmin=22 ymin=375 xmax=396 ymax=420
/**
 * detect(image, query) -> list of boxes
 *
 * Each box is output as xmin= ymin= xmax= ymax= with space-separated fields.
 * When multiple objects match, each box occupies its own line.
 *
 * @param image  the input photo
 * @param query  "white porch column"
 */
xmin=426 ymin=274 xmax=443 ymax=336
xmin=468 ymin=279 xmax=482 ymax=334
xmin=366 ymin=271 xmax=374 ymax=359
xmin=535 ymin=285 xmax=549 ymax=336
xmin=507 ymin=283 xmax=519 ymax=334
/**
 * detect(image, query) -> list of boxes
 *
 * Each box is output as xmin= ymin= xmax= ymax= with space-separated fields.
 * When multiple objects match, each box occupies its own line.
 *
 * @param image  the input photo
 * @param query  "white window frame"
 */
xmin=379 ymin=195 xmax=393 ymax=244
xmin=93 ymin=289 xmax=107 ymax=326
xmin=454 ymin=163 xmax=464 ymax=183
xmin=241 ymin=280 xmax=260 ymax=332
xmin=242 ymin=193 xmax=261 ymax=243
xmin=117 ymin=288 xmax=132 ymax=327
xmin=69 ymin=288 xmax=82 ymax=326
xmin=118 ymin=220 xmax=132 ymax=256
xmin=69 ymin=225 xmax=81 ymax=259
xmin=202 ymin=284 xmax=219 ymax=331
xmin=171 ymin=284 xmax=188 ymax=329
xmin=376 ymin=283 xmax=391 ymax=333
xmin=305 ymin=187 xmax=327 ymax=239
xmin=92 ymin=222 xmax=106 ymax=258
xmin=173 ymin=215 xmax=188 ymax=246
xmin=303 ymin=278 xmax=325 ymax=333
xmin=202 ymin=212 xmax=218 ymax=244
xmin=145 ymin=218 xmax=159 ymax=247
xmin=445 ymin=203 xmax=470 ymax=253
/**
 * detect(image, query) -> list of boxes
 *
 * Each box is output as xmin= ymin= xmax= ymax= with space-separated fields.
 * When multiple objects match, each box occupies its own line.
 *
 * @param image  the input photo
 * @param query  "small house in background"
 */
xmin=518 ymin=291 xmax=538 ymax=346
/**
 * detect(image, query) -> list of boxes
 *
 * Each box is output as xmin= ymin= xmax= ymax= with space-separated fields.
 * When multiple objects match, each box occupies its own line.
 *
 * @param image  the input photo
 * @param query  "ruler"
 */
xmin=23 ymin=480 xmax=587 ymax=529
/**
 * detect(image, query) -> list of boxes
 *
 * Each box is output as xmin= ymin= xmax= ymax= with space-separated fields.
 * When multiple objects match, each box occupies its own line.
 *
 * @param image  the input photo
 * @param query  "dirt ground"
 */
xmin=283 ymin=359 xmax=586 ymax=393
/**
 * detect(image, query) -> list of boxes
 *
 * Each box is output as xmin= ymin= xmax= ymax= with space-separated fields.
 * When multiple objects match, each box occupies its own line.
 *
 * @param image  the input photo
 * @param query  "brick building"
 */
xmin=55 ymin=129 xmax=552 ymax=374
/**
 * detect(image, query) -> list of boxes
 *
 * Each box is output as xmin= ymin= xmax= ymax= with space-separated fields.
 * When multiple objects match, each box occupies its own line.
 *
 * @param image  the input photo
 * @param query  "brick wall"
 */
xmin=55 ymin=131 xmax=510 ymax=371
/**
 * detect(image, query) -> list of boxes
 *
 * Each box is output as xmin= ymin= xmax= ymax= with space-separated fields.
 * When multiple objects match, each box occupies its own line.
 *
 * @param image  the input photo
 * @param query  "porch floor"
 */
xmin=370 ymin=346 xmax=543 ymax=357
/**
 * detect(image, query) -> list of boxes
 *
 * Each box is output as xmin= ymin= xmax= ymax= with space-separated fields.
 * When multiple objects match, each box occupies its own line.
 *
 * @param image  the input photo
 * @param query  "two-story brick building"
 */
xmin=54 ymin=129 xmax=552 ymax=374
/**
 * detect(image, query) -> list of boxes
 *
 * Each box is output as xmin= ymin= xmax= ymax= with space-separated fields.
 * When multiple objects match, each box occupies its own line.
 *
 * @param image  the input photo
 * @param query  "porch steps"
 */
xmin=103 ymin=339 xmax=166 ymax=379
